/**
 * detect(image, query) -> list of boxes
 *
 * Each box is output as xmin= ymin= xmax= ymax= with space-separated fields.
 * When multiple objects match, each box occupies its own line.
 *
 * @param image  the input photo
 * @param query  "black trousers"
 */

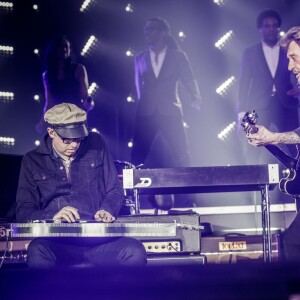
xmin=284 ymin=211 xmax=300 ymax=261
xmin=27 ymin=237 xmax=147 ymax=268
xmin=131 ymin=111 xmax=191 ymax=168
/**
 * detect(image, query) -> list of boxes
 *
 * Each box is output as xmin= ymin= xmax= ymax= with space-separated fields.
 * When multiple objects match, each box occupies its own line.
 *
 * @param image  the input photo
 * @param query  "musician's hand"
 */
xmin=53 ymin=206 xmax=80 ymax=223
xmin=94 ymin=210 xmax=115 ymax=223
xmin=247 ymin=125 xmax=276 ymax=146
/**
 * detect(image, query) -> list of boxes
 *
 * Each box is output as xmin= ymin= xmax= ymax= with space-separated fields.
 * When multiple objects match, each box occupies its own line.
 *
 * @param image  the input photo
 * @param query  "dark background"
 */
xmin=0 ymin=0 xmax=299 ymax=213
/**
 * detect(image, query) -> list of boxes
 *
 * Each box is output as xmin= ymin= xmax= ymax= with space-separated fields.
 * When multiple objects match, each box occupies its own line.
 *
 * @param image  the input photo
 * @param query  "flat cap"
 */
xmin=44 ymin=103 xmax=89 ymax=138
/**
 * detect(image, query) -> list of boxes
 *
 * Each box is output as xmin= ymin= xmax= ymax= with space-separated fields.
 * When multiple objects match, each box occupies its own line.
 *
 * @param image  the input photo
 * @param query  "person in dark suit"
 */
xmin=131 ymin=17 xmax=202 ymax=169
xmin=238 ymin=9 xmax=299 ymax=163
xmin=131 ymin=17 xmax=202 ymax=210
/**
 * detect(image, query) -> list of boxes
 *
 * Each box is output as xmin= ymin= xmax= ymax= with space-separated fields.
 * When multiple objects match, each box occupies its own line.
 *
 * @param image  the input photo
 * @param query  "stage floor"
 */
xmin=1 ymin=262 xmax=300 ymax=299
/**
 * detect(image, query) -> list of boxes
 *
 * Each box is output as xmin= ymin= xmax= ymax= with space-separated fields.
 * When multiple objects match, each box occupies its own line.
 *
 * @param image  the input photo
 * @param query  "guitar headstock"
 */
xmin=241 ymin=110 xmax=258 ymax=134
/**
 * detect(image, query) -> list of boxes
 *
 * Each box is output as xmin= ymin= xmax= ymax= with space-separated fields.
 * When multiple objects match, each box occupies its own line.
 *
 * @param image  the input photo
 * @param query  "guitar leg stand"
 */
xmin=261 ymin=184 xmax=272 ymax=263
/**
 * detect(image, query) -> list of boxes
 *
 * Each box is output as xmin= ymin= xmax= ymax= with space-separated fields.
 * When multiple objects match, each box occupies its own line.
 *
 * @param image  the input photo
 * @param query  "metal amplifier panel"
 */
xmin=117 ymin=214 xmax=201 ymax=254
xmin=10 ymin=222 xmax=176 ymax=238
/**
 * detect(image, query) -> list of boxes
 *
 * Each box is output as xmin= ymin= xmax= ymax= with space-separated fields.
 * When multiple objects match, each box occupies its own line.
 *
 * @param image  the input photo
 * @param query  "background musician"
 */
xmin=35 ymin=36 xmax=94 ymax=134
xmin=131 ymin=17 xmax=202 ymax=169
xmin=237 ymin=9 xmax=300 ymax=165
xmin=131 ymin=17 xmax=202 ymax=208
xmin=16 ymin=103 xmax=146 ymax=268
xmin=247 ymin=26 xmax=300 ymax=261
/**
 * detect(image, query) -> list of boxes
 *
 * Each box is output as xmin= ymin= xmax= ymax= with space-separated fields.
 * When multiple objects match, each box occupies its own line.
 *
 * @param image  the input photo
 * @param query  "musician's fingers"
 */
xmin=248 ymin=139 xmax=256 ymax=146
xmin=95 ymin=211 xmax=108 ymax=221
xmin=63 ymin=209 xmax=77 ymax=222
xmin=53 ymin=211 xmax=71 ymax=222
xmin=59 ymin=212 xmax=73 ymax=223
xmin=53 ymin=211 xmax=74 ymax=222
xmin=65 ymin=206 xmax=80 ymax=220
xmin=95 ymin=210 xmax=115 ymax=223
xmin=101 ymin=214 xmax=115 ymax=223
xmin=53 ymin=207 xmax=79 ymax=222
xmin=94 ymin=210 xmax=103 ymax=220
xmin=105 ymin=212 xmax=116 ymax=222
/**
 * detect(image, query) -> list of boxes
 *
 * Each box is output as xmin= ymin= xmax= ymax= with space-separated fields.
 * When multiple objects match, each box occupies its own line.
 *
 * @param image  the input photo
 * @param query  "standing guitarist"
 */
xmin=247 ymin=26 xmax=300 ymax=261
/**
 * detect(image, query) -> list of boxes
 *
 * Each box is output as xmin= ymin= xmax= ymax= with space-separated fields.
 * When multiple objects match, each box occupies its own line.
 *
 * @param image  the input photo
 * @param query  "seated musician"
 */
xmin=16 ymin=103 xmax=147 ymax=268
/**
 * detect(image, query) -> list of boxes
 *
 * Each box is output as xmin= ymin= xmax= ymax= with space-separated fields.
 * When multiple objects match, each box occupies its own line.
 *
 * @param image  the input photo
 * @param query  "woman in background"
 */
xmin=36 ymin=36 xmax=94 ymax=132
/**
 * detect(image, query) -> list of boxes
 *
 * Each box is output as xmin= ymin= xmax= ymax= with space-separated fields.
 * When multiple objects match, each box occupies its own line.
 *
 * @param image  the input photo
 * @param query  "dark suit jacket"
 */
xmin=238 ymin=43 xmax=298 ymax=113
xmin=134 ymin=47 xmax=200 ymax=116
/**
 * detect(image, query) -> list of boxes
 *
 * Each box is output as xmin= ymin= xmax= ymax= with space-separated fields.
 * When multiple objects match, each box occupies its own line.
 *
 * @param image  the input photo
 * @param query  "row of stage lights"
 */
xmin=0 ymin=82 xmax=98 ymax=103
xmin=1 ymin=85 xmax=98 ymax=150
xmin=0 ymin=4 xmax=100 ymax=110
xmin=217 ymin=122 xmax=236 ymax=141
xmin=0 ymin=1 xmax=242 ymax=148
xmin=0 ymin=1 xmax=131 ymax=13
xmin=1 ymin=0 xmax=280 ymax=147
xmin=0 ymin=0 xmax=235 ymax=13
xmin=0 ymin=119 xmax=239 ymax=149
xmin=2 ymin=128 xmax=101 ymax=150
xmin=0 ymin=91 xmax=14 ymax=102
xmin=0 ymin=1 xmax=13 ymax=10
xmin=1 ymin=38 xmax=239 ymax=107
xmin=0 ymin=137 xmax=15 ymax=146
xmin=208 ymin=2 xmax=245 ymax=142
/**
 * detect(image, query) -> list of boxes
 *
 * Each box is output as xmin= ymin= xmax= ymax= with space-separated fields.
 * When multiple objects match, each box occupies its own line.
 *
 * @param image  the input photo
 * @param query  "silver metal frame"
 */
xmin=124 ymin=164 xmax=279 ymax=263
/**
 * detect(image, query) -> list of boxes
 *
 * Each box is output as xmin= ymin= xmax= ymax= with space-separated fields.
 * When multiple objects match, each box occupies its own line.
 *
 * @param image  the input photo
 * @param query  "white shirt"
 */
xmin=150 ymin=47 xmax=167 ymax=78
xmin=262 ymin=41 xmax=280 ymax=93
xmin=238 ymin=41 xmax=280 ymax=119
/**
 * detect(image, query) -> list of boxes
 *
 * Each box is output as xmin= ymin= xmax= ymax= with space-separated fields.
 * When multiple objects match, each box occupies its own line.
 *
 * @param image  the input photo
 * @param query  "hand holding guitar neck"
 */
xmin=241 ymin=110 xmax=278 ymax=147
xmin=241 ymin=110 xmax=274 ymax=146
xmin=241 ymin=110 xmax=299 ymax=196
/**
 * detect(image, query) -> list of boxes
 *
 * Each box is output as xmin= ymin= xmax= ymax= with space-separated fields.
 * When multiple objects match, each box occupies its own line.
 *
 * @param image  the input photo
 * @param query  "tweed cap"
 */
xmin=44 ymin=103 xmax=89 ymax=138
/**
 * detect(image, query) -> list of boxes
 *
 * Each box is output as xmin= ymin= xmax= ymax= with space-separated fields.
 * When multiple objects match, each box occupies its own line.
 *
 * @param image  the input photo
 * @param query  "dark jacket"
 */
xmin=134 ymin=47 xmax=201 ymax=116
xmin=238 ymin=42 xmax=298 ymax=112
xmin=16 ymin=132 xmax=123 ymax=222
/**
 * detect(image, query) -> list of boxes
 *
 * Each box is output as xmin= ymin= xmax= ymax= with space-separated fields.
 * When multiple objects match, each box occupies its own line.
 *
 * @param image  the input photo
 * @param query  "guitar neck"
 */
xmin=265 ymin=145 xmax=297 ymax=169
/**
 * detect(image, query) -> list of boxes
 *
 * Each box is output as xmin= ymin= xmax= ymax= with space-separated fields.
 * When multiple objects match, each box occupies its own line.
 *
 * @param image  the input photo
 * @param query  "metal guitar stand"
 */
xmin=123 ymin=164 xmax=280 ymax=263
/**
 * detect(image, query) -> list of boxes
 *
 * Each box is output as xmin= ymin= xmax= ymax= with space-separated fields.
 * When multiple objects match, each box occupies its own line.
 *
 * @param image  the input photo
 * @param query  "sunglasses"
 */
xmin=55 ymin=131 xmax=85 ymax=144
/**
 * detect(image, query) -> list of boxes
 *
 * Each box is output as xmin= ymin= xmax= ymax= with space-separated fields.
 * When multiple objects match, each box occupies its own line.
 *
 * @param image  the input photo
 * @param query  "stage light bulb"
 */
xmin=128 ymin=140 xmax=133 ymax=148
xmin=125 ymin=3 xmax=133 ymax=13
xmin=91 ymin=128 xmax=100 ymax=133
xmin=178 ymin=31 xmax=186 ymax=41
xmin=126 ymin=49 xmax=134 ymax=57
